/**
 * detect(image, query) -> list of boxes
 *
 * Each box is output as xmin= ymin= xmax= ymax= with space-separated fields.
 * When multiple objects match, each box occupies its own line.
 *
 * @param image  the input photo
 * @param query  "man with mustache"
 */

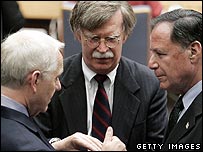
xmin=35 ymin=1 xmax=168 ymax=150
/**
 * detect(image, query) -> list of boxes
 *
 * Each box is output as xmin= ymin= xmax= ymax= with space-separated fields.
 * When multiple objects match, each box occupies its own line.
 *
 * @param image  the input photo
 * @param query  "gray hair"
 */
xmin=1 ymin=30 xmax=64 ymax=88
xmin=70 ymin=1 xmax=136 ymax=37
xmin=151 ymin=9 xmax=202 ymax=49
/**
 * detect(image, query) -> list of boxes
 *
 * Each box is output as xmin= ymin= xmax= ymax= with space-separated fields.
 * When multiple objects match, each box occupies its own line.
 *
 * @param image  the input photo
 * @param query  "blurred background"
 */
xmin=15 ymin=1 xmax=202 ymax=42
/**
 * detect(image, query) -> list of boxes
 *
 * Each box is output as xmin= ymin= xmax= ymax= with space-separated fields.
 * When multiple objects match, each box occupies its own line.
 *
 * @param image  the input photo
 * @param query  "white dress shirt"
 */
xmin=178 ymin=80 xmax=202 ymax=121
xmin=82 ymin=58 xmax=118 ymax=135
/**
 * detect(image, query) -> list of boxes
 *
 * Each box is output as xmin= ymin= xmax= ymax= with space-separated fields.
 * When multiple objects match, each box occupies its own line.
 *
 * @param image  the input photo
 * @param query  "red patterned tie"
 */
xmin=92 ymin=74 xmax=112 ymax=142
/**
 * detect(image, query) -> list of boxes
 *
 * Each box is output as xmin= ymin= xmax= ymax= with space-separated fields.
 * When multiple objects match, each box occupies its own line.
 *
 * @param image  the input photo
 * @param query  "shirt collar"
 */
xmin=1 ymin=94 xmax=29 ymax=117
xmin=82 ymin=57 xmax=118 ymax=85
xmin=182 ymin=80 xmax=202 ymax=110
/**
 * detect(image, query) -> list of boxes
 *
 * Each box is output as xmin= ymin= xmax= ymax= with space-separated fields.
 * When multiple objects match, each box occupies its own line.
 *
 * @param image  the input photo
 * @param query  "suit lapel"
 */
xmin=60 ymin=54 xmax=87 ymax=134
xmin=112 ymin=59 xmax=141 ymax=144
xmin=165 ymin=92 xmax=202 ymax=143
xmin=60 ymin=76 xmax=87 ymax=134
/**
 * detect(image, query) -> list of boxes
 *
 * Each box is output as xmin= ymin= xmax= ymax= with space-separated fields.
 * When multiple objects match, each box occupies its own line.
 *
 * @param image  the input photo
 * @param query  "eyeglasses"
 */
xmin=83 ymin=33 xmax=121 ymax=49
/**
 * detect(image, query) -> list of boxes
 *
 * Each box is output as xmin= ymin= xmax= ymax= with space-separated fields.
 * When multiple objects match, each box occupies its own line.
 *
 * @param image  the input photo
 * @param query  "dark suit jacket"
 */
xmin=1 ymin=106 xmax=55 ymax=151
xmin=35 ymin=53 xmax=168 ymax=151
xmin=162 ymin=92 xmax=202 ymax=151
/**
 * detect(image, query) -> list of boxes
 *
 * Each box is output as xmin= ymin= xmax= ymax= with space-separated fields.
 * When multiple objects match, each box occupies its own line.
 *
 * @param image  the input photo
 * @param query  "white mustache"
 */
xmin=92 ymin=51 xmax=114 ymax=58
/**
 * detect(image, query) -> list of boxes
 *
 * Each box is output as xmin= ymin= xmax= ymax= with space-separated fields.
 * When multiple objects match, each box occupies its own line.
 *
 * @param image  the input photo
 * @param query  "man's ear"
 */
xmin=122 ymin=34 xmax=128 ymax=44
xmin=188 ymin=41 xmax=202 ymax=63
xmin=28 ymin=70 xmax=41 ymax=93
xmin=75 ymin=31 xmax=82 ymax=42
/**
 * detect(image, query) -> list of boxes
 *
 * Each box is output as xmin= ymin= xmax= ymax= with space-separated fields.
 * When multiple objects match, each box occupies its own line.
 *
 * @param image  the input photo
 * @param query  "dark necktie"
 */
xmin=166 ymin=95 xmax=184 ymax=138
xmin=92 ymin=74 xmax=112 ymax=142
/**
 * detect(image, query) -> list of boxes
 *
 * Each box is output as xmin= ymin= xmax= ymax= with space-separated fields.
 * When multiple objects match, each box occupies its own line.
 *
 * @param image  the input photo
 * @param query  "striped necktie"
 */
xmin=92 ymin=74 xmax=112 ymax=142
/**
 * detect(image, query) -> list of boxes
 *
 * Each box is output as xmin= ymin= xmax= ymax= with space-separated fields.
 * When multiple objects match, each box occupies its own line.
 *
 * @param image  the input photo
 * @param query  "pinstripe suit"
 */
xmin=35 ymin=53 xmax=168 ymax=151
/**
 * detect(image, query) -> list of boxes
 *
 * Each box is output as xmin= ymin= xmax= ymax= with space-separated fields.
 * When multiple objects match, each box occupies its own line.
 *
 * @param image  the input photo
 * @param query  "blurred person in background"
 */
xmin=1 ymin=1 xmax=25 ymax=40
xmin=128 ymin=1 xmax=163 ymax=18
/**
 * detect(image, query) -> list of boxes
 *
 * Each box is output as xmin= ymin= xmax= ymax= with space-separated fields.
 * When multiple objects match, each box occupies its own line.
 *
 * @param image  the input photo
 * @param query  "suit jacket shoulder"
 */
xmin=118 ymin=56 xmax=164 ymax=95
xmin=1 ymin=106 xmax=54 ymax=151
